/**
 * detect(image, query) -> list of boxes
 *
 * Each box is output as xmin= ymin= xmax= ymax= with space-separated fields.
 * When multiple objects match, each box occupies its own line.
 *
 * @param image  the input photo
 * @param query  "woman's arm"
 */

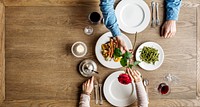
xmin=79 ymin=76 xmax=94 ymax=107
xmin=135 ymin=81 xmax=149 ymax=107
xmin=79 ymin=94 xmax=90 ymax=107
xmin=127 ymin=68 xmax=149 ymax=107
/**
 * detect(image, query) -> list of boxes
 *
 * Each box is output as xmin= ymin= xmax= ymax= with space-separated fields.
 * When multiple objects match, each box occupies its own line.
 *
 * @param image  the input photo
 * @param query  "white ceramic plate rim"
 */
xmin=103 ymin=71 xmax=137 ymax=106
xmin=135 ymin=42 xmax=164 ymax=71
xmin=95 ymin=32 xmax=132 ymax=69
xmin=115 ymin=0 xmax=150 ymax=34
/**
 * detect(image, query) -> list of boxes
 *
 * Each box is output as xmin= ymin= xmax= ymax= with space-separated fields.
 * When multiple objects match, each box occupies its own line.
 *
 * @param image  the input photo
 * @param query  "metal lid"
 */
xmin=79 ymin=59 xmax=97 ymax=77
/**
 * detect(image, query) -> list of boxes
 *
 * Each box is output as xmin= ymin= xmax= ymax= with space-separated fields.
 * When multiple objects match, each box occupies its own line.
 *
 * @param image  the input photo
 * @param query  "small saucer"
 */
xmin=79 ymin=59 xmax=97 ymax=77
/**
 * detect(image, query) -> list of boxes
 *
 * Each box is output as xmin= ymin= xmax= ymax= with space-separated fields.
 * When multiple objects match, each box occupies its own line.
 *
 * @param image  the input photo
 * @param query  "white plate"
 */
xmin=136 ymin=42 xmax=164 ymax=71
xmin=115 ymin=0 xmax=150 ymax=34
xmin=103 ymin=71 xmax=137 ymax=107
xmin=95 ymin=32 xmax=132 ymax=69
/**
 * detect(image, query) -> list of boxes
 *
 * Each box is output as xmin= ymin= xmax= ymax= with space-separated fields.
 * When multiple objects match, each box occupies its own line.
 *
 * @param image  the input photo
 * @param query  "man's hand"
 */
xmin=116 ymin=36 xmax=128 ymax=54
xmin=161 ymin=20 xmax=176 ymax=38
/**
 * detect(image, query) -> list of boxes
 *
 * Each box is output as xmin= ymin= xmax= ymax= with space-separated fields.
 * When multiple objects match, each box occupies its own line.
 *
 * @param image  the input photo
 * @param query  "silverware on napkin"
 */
xmin=156 ymin=2 xmax=160 ymax=26
xmin=151 ymin=1 xmax=156 ymax=27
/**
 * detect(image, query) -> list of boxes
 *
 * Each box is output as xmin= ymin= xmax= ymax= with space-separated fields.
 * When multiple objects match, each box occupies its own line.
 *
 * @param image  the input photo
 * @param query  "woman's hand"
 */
xmin=161 ymin=20 xmax=176 ymax=38
xmin=126 ymin=68 xmax=142 ymax=83
xmin=82 ymin=76 xmax=94 ymax=95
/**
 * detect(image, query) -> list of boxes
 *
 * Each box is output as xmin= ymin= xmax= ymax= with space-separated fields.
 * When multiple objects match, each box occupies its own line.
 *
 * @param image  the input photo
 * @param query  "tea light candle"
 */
xmin=76 ymin=44 xmax=84 ymax=53
xmin=71 ymin=41 xmax=87 ymax=58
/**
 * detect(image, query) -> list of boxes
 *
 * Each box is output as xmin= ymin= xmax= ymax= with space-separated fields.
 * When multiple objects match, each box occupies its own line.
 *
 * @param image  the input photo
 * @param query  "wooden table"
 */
xmin=0 ymin=0 xmax=200 ymax=106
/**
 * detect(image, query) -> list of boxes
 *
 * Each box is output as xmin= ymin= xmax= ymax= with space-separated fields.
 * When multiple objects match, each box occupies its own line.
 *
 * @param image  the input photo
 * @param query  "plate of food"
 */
xmin=103 ymin=71 xmax=137 ymax=106
xmin=115 ymin=0 xmax=150 ymax=34
xmin=135 ymin=42 xmax=164 ymax=70
xmin=95 ymin=32 xmax=132 ymax=69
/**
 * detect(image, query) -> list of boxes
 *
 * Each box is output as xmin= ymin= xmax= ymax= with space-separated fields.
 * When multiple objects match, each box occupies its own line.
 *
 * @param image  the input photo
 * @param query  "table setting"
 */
xmin=2 ymin=0 xmax=199 ymax=106
xmin=70 ymin=0 xmax=174 ymax=106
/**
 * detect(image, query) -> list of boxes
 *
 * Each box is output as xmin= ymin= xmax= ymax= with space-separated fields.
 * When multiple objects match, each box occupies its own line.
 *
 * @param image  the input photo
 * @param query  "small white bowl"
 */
xmin=71 ymin=41 xmax=87 ymax=57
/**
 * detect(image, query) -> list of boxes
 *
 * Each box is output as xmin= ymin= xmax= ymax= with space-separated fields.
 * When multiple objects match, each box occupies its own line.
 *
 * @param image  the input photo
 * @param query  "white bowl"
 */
xmin=71 ymin=41 xmax=87 ymax=57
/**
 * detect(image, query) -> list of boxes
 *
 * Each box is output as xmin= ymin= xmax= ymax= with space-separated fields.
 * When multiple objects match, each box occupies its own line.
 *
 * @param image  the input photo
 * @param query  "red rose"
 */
xmin=118 ymin=73 xmax=132 ymax=85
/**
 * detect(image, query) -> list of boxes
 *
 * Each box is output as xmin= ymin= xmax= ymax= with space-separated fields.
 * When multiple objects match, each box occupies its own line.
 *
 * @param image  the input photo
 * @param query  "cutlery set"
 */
xmin=94 ymin=78 xmax=103 ymax=105
xmin=151 ymin=1 xmax=160 ymax=27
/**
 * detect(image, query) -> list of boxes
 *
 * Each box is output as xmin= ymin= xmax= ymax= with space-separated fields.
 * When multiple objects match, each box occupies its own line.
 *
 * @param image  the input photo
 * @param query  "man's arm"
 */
xmin=165 ymin=0 xmax=182 ymax=20
xmin=99 ymin=0 xmax=121 ymax=37
xmin=161 ymin=0 xmax=182 ymax=38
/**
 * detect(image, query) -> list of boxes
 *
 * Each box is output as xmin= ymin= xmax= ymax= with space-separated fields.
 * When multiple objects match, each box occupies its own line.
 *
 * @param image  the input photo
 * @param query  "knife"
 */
xmin=156 ymin=2 xmax=160 ymax=26
xmin=99 ymin=83 xmax=103 ymax=105
xmin=94 ymin=81 xmax=99 ymax=104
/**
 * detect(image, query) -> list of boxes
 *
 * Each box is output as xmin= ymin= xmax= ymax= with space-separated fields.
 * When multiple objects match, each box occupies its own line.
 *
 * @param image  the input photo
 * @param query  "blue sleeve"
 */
xmin=99 ymin=0 xmax=121 ymax=37
xmin=165 ymin=0 xmax=182 ymax=20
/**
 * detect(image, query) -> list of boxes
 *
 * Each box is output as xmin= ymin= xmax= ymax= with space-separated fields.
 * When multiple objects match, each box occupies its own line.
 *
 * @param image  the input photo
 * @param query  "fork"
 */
xmin=151 ymin=1 xmax=156 ymax=27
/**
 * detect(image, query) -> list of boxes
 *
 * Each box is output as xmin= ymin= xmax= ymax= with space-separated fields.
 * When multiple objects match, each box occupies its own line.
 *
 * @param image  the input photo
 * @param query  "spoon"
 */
xmin=91 ymin=70 xmax=99 ymax=74
xmin=143 ymin=79 xmax=149 ymax=98
xmin=87 ymin=66 xmax=99 ymax=74
xmin=143 ymin=79 xmax=149 ymax=87
xmin=85 ymin=63 xmax=99 ymax=74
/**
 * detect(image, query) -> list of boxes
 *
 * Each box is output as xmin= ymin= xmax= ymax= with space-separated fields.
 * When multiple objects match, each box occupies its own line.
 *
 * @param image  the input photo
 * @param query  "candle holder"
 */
xmin=71 ymin=41 xmax=87 ymax=57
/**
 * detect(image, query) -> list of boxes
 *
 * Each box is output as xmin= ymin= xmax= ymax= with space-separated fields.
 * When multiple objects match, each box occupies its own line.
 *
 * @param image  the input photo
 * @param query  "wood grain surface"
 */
xmin=3 ymin=0 xmax=100 ymax=6
xmin=1 ymin=0 xmax=200 ymax=7
xmin=0 ymin=2 xmax=5 ymax=103
xmin=0 ymin=99 xmax=200 ymax=107
xmin=197 ymin=6 xmax=200 ymax=98
xmin=0 ymin=0 xmax=199 ymax=107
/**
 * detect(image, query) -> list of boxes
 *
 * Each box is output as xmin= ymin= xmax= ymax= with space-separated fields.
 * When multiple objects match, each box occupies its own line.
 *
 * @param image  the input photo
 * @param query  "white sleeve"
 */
xmin=79 ymin=94 xmax=90 ymax=107
xmin=135 ymin=81 xmax=149 ymax=107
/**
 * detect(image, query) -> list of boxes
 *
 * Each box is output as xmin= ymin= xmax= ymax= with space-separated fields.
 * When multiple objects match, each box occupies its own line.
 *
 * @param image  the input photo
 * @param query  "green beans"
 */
xmin=140 ymin=46 xmax=159 ymax=65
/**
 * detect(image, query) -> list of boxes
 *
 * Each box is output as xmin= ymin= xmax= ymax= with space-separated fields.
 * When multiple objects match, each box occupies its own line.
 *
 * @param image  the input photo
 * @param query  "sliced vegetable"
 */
xmin=140 ymin=46 xmax=159 ymax=65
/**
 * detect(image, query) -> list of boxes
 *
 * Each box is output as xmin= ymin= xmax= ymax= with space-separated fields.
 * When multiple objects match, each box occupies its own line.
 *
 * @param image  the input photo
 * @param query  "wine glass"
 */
xmin=157 ymin=82 xmax=170 ymax=95
xmin=88 ymin=12 xmax=101 ymax=24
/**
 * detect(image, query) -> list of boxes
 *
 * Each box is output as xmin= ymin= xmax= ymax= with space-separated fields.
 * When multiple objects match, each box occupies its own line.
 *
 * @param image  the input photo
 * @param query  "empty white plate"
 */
xmin=115 ymin=0 xmax=150 ymax=34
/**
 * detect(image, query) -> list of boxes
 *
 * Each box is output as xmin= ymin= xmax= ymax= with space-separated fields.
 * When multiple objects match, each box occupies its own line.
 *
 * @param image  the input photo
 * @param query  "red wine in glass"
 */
xmin=158 ymin=83 xmax=170 ymax=95
xmin=88 ymin=12 xmax=101 ymax=24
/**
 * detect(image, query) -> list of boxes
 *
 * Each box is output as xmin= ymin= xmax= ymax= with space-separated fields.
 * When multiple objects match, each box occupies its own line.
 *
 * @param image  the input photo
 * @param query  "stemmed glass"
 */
xmin=157 ymin=73 xmax=179 ymax=95
xmin=84 ymin=12 xmax=102 ymax=36
xmin=157 ymin=82 xmax=170 ymax=95
xmin=164 ymin=73 xmax=179 ymax=84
